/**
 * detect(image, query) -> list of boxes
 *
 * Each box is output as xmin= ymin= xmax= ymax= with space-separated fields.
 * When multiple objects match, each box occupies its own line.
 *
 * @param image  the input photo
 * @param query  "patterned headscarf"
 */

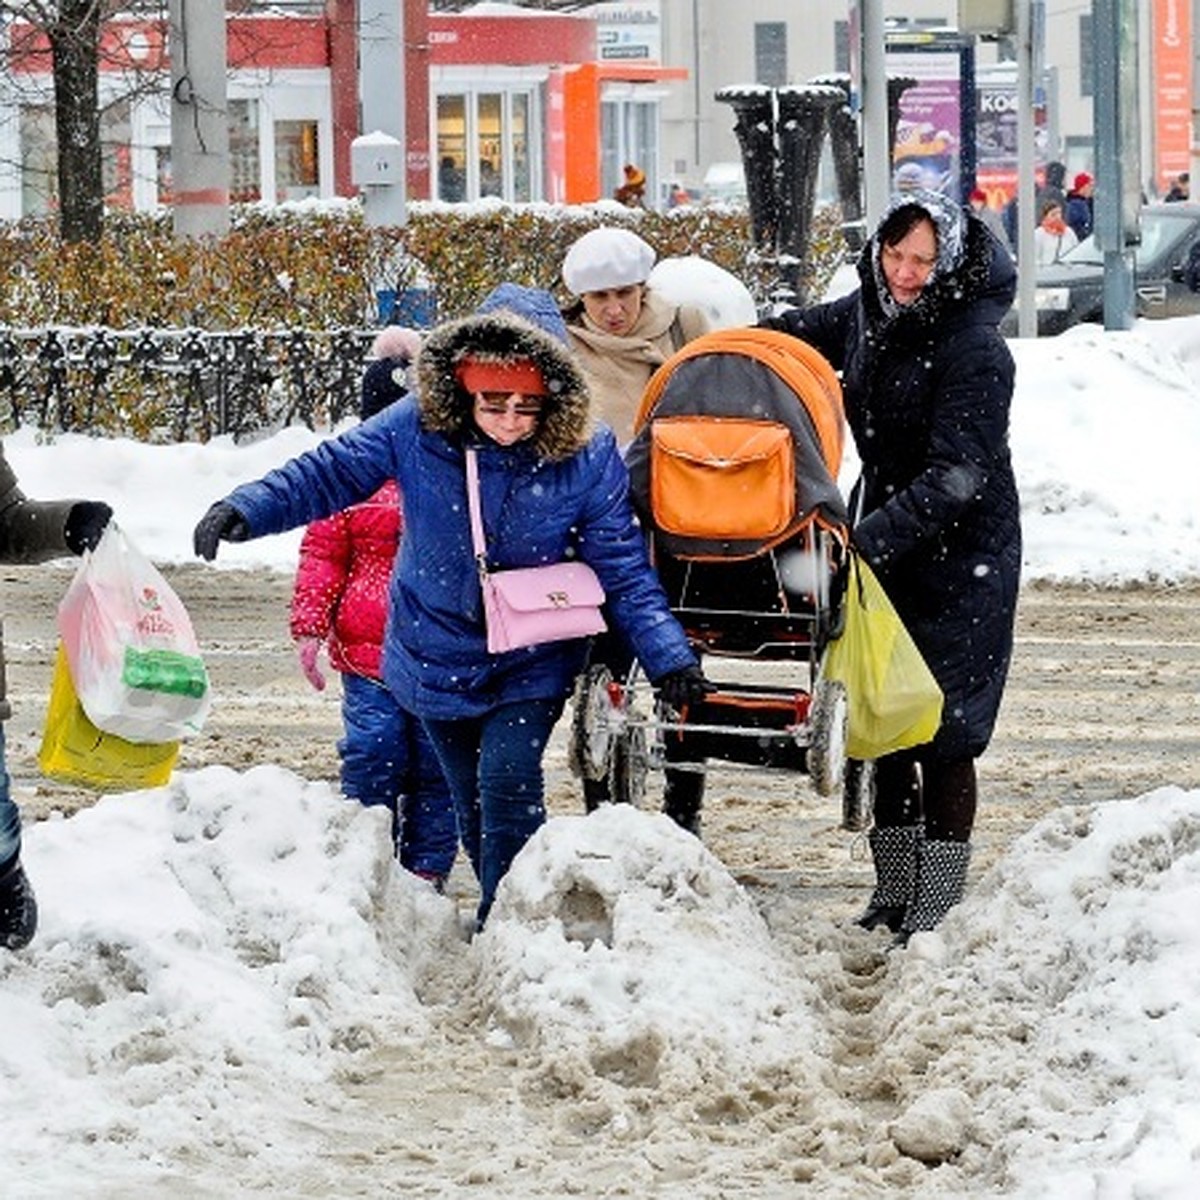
xmin=870 ymin=188 xmax=966 ymax=320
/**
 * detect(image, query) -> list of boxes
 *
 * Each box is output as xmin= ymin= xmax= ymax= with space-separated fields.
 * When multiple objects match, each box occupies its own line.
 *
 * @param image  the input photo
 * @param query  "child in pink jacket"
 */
xmin=290 ymin=328 xmax=456 ymax=885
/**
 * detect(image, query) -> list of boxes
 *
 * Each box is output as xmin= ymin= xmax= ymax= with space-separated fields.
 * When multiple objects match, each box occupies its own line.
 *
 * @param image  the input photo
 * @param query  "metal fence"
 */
xmin=0 ymin=326 xmax=379 ymax=442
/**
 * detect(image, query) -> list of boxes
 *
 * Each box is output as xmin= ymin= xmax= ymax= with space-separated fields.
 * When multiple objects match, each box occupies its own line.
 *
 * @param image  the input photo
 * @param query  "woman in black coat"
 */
xmin=765 ymin=189 xmax=1021 ymax=943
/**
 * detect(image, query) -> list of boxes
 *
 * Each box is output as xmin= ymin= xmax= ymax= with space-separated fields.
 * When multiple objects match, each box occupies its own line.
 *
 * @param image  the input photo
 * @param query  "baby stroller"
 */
xmin=569 ymin=327 xmax=871 ymax=828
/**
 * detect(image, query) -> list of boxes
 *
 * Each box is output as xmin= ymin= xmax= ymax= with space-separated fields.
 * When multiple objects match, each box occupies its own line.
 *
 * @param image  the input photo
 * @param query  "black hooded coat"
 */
xmin=768 ymin=203 xmax=1021 ymax=758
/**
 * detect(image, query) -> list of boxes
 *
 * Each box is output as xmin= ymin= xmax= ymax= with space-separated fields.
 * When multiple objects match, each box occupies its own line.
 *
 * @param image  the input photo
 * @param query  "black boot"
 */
xmin=662 ymin=768 xmax=703 ymax=836
xmin=582 ymin=776 xmax=611 ymax=813
xmin=856 ymin=825 xmax=921 ymax=933
xmin=895 ymin=839 xmax=971 ymax=945
xmin=0 ymin=858 xmax=37 ymax=951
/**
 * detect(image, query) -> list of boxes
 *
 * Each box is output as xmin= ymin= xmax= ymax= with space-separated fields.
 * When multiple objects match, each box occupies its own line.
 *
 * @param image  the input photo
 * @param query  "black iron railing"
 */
xmin=0 ymin=326 xmax=378 ymax=442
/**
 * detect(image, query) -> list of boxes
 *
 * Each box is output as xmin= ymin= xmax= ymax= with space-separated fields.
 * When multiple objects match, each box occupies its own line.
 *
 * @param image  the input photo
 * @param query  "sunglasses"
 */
xmin=475 ymin=393 xmax=545 ymax=417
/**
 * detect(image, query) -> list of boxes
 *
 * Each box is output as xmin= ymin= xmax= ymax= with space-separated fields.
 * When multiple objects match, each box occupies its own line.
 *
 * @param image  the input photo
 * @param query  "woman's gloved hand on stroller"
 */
xmin=654 ymin=663 xmax=715 ymax=711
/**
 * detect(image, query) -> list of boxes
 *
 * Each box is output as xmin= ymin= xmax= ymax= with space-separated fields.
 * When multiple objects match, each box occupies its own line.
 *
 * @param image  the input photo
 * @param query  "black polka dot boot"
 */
xmin=895 ymin=839 xmax=971 ymax=946
xmin=856 ymin=824 xmax=921 ymax=934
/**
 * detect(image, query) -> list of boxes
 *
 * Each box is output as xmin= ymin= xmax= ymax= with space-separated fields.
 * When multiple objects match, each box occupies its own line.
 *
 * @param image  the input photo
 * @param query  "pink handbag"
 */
xmin=466 ymin=448 xmax=607 ymax=654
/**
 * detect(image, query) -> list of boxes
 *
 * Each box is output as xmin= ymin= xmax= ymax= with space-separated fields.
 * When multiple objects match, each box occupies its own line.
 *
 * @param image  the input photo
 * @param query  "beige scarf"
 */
xmin=567 ymin=290 xmax=710 ymax=445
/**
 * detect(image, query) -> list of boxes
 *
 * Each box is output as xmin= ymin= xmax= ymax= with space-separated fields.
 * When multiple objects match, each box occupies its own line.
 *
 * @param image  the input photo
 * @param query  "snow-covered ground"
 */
xmin=3 ymin=315 xmax=1200 ymax=1195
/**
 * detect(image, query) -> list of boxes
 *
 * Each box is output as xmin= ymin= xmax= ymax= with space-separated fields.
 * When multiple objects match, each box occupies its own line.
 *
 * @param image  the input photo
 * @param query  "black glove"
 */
xmin=655 ymin=664 xmax=715 ymax=712
xmin=757 ymin=313 xmax=793 ymax=333
xmin=193 ymin=501 xmax=250 ymax=561
xmin=63 ymin=501 xmax=113 ymax=555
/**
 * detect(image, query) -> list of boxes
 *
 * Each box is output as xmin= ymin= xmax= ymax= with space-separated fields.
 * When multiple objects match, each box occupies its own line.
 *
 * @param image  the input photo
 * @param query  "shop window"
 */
xmin=512 ymin=93 xmax=531 ymax=202
xmin=478 ymin=93 xmax=503 ymax=196
xmin=19 ymin=98 xmax=137 ymax=215
xmin=435 ymin=87 xmax=538 ymax=202
xmin=436 ymin=94 xmax=467 ymax=201
xmin=19 ymin=106 xmax=56 ymax=217
xmin=601 ymin=98 xmax=658 ymax=205
xmin=230 ymin=99 xmax=261 ymax=204
xmin=101 ymin=99 xmax=133 ymax=210
xmin=275 ymin=119 xmax=319 ymax=202
xmin=755 ymin=23 xmax=787 ymax=88
xmin=156 ymin=146 xmax=173 ymax=207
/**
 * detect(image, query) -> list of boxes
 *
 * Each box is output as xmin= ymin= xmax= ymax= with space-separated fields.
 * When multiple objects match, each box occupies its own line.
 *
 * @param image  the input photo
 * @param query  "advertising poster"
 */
xmin=974 ymin=68 xmax=1050 ymax=206
xmin=885 ymin=33 xmax=974 ymax=200
xmin=1152 ymin=0 xmax=1189 ymax=194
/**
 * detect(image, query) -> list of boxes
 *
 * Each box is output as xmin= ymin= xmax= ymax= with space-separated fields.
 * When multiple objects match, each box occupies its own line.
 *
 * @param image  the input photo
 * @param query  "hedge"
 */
xmin=0 ymin=200 xmax=848 ymax=438
xmin=0 ymin=200 xmax=847 ymax=331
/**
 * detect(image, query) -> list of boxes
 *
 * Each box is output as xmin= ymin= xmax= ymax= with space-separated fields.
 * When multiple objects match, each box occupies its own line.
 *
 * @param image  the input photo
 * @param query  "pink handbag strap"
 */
xmin=464 ymin=448 xmax=490 ymax=569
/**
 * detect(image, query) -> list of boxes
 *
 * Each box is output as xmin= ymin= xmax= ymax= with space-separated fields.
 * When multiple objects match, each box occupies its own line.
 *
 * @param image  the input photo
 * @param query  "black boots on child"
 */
xmin=584 ymin=768 xmax=703 ymax=836
xmin=857 ymin=826 xmax=971 ymax=945
xmin=0 ymin=857 xmax=37 ymax=950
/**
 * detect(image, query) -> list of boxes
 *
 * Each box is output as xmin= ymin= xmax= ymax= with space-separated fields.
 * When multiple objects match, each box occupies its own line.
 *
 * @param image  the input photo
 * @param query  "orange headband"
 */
xmin=456 ymin=358 xmax=547 ymax=397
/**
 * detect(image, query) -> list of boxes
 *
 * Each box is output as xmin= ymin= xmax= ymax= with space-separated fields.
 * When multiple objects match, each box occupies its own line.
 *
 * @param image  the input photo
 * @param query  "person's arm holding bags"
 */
xmin=0 ymin=446 xmax=112 ymax=561
xmin=852 ymin=345 xmax=1014 ymax=570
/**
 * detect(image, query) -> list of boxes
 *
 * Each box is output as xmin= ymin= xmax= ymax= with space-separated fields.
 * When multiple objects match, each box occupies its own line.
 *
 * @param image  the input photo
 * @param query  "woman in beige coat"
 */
xmin=562 ymin=227 xmax=711 ymax=447
xmin=561 ymin=226 xmax=713 ymax=831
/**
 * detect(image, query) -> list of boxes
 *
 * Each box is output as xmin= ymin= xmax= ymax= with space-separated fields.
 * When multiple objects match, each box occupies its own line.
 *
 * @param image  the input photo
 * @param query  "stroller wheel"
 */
xmin=841 ymin=758 xmax=875 ymax=832
xmin=807 ymin=678 xmax=848 ymax=798
xmin=609 ymin=723 xmax=649 ymax=807
xmin=568 ymin=664 xmax=618 ymax=782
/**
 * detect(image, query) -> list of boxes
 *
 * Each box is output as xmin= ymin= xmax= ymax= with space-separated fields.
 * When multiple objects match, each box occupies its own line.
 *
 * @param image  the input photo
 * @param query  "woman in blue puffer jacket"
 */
xmin=194 ymin=284 xmax=707 ymax=929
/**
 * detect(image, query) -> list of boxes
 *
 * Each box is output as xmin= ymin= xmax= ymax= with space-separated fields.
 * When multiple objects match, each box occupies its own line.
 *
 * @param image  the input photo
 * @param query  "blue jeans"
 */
xmin=0 ymin=726 xmax=18 ymax=871
xmin=422 ymin=697 xmax=564 ymax=929
xmin=339 ymin=673 xmax=457 ymax=880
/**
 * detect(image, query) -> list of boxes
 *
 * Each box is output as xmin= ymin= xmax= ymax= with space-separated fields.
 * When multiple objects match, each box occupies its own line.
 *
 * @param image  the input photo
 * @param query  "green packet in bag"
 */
xmin=122 ymin=646 xmax=209 ymax=699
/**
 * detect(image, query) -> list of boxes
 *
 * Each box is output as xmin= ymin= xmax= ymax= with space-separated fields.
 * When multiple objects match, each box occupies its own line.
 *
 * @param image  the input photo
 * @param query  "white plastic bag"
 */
xmin=57 ymin=524 xmax=211 ymax=744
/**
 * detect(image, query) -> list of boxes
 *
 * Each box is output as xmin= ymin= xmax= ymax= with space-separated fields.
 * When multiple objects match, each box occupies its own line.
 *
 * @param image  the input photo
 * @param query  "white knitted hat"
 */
xmin=562 ymin=227 xmax=656 ymax=296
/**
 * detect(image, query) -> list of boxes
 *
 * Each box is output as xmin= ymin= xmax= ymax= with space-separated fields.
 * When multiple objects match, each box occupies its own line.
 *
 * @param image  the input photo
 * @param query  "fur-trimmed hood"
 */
xmin=416 ymin=287 xmax=594 ymax=462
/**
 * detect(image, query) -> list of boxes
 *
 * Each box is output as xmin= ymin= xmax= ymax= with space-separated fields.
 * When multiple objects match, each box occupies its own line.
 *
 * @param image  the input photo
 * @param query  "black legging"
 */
xmin=872 ymin=750 xmax=977 ymax=843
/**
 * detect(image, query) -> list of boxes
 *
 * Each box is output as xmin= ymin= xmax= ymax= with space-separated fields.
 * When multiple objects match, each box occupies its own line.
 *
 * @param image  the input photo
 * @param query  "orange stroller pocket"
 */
xmin=650 ymin=417 xmax=795 ymax=541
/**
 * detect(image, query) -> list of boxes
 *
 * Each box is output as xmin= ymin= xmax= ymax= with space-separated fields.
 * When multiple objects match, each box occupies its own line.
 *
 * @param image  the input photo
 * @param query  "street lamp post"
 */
xmin=1093 ymin=0 xmax=1138 ymax=331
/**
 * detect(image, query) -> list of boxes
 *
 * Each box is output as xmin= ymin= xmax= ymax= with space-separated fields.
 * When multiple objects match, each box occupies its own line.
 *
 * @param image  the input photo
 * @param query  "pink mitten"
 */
xmin=297 ymin=637 xmax=326 ymax=691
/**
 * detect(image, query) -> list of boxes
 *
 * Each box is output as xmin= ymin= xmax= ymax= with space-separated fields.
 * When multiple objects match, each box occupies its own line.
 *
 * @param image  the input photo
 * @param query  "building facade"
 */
xmin=0 ymin=2 xmax=1187 ymax=220
xmin=658 ymin=0 xmax=1184 ymax=203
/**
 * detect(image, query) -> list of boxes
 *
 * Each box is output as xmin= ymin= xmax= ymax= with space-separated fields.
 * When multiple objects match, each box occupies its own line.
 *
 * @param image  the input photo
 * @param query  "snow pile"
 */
xmin=479 ymin=805 xmax=832 ymax=1097
xmin=2 ymin=766 xmax=450 ymax=1184
xmin=876 ymin=786 xmax=1200 ymax=1192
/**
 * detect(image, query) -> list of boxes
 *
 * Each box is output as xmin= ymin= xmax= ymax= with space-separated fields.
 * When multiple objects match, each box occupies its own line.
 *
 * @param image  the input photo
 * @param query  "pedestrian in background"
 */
xmin=1065 ymin=172 xmax=1094 ymax=242
xmin=290 ymin=326 xmax=457 ymax=889
xmin=1034 ymin=199 xmax=1078 ymax=265
xmin=968 ymin=188 xmax=1012 ymax=253
xmin=614 ymin=164 xmax=646 ymax=207
xmin=1 ymin=453 xmax=111 ymax=950
xmin=560 ymin=225 xmax=713 ymax=832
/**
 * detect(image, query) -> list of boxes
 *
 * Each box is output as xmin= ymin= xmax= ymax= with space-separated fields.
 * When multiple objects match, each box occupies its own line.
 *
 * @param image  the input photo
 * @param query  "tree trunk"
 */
xmin=47 ymin=0 xmax=104 ymax=244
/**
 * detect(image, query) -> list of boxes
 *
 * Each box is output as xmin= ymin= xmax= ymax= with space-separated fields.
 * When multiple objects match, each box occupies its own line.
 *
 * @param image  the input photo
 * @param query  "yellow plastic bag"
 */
xmin=821 ymin=554 xmax=943 ymax=760
xmin=38 ymin=645 xmax=179 ymax=792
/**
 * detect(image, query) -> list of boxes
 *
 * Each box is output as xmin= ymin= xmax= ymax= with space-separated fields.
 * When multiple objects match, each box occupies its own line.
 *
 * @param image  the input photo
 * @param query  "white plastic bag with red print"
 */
xmin=57 ymin=524 xmax=211 ymax=744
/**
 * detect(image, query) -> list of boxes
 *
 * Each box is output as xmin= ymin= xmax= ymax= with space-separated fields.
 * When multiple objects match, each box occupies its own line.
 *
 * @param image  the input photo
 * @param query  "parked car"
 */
xmin=1001 ymin=203 xmax=1200 ymax=336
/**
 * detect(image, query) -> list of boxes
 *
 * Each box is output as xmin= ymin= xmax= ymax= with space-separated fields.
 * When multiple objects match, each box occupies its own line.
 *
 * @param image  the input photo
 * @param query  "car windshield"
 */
xmin=1058 ymin=209 xmax=1195 ymax=269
